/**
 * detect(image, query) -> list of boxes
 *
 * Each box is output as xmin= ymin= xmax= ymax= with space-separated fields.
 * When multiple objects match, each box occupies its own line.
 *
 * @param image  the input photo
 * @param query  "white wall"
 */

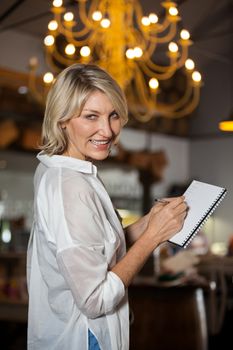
xmin=190 ymin=137 xmax=233 ymax=244
xmin=120 ymin=129 xmax=190 ymax=198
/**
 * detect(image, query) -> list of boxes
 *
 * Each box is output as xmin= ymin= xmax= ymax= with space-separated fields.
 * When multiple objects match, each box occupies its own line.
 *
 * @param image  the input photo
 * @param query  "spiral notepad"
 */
xmin=168 ymin=180 xmax=227 ymax=248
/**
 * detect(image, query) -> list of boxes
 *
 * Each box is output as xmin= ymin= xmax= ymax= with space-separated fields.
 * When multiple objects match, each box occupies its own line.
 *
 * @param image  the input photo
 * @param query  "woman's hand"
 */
xmin=145 ymin=196 xmax=188 ymax=248
xmin=111 ymin=196 xmax=187 ymax=288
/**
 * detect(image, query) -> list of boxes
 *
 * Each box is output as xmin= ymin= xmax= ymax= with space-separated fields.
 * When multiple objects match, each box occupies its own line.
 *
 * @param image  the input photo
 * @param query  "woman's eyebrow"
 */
xmin=82 ymin=108 xmax=100 ymax=113
xmin=109 ymin=109 xmax=117 ymax=116
xmin=82 ymin=108 xmax=117 ymax=115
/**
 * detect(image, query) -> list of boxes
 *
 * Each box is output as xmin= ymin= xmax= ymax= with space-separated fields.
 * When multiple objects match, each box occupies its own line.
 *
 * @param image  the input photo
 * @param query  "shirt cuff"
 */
xmin=103 ymin=271 xmax=125 ymax=314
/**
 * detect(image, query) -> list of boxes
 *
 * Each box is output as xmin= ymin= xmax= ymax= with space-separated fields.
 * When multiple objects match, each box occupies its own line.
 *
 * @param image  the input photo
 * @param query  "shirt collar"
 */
xmin=37 ymin=152 xmax=97 ymax=175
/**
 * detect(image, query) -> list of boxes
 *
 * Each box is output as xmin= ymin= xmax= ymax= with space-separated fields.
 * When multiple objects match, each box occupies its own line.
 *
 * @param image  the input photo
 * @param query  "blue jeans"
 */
xmin=88 ymin=330 xmax=100 ymax=350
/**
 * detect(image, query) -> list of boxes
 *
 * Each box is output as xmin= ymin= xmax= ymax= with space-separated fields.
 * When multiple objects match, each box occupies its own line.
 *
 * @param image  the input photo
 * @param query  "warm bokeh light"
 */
xmin=44 ymin=35 xmax=55 ymax=46
xmin=168 ymin=42 xmax=178 ymax=53
xmin=141 ymin=16 xmax=150 ymax=26
xmin=64 ymin=12 xmax=74 ymax=22
xmin=134 ymin=47 xmax=143 ymax=58
xmin=149 ymin=13 xmax=158 ymax=24
xmin=126 ymin=49 xmax=135 ymax=59
xmin=53 ymin=0 xmax=62 ymax=8
xmin=65 ymin=43 xmax=76 ymax=55
xmin=149 ymin=78 xmax=159 ymax=90
xmin=192 ymin=71 xmax=202 ymax=82
xmin=43 ymin=72 xmax=54 ymax=84
xmin=92 ymin=11 xmax=102 ymax=21
xmin=185 ymin=58 xmax=195 ymax=70
xmin=48 ymin=20 xmax=58 ymax=31
xmin=180 ymin=29 xmax=190 ymax=40
xmin=100 ymin=18 xmax=110 ymax=28
xmin=80 ymin=46 xmax=91 ymax=57
xmin=219 ymin=120 xmax=233 ymax=131
xmin=169 ymin=6 xmax=178 ymax=16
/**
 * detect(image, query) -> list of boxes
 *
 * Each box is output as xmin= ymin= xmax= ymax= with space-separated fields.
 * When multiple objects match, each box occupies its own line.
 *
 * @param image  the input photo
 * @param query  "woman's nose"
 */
xmin=99 ymin=119 xmax=113 ymax=137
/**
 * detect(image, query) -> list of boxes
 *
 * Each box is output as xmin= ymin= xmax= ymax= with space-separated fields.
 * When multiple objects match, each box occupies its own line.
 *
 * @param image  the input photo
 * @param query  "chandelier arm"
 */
xmin=154 ymin=22 xmax=177 ymax=43
xmin=78 ymin=0 xmax=100 ymax=30
xmin=130 ymin=108 xmax=156 ymax=123
xmin=134 ymin=0 xmax=170 ymax=34
xmin=139 ymin=21 xmax=177 ymax=45
xmin=158 ymin=81 xmax=193 ymax=112
xmin=126 ymin=1 xmax=169 ymax=48
xmin=176 ymin=44 xmax=190 ymax=68
xmin=53 ymin=11 xmax=92 ymax=38
xmin=45 ymin=46 xmax=84 ymax=66
xmin=153 ymin=18 xmax=170 ymax=34
xmin=142 ymin=47 xmax=179 ymax=73
xmin=139 ymin=61 xmax=177 ymax=80
xmin=133 ymin=69 xmax=155 ymax=108
xmin=28 ymin=71 xmax=45 ymax=106
xmin=60 ymin=29 xmax=93 ymax=47
xmin=134 ymin=0 xmax=144 ymax=23
xmin=157 ymin=87 xmax=200 ymax=119
xmin=139 ymin=56 xmax=177 ymax=74
xmin=45 ymin=50 xmax=72 ymax=73
xmin=125 ymin=24 xmax=148 ymax=51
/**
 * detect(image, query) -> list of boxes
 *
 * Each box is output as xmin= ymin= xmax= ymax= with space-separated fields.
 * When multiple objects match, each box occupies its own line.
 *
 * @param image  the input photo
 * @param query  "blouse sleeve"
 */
xmin=54 ymin=174 xmax=125 ymax=319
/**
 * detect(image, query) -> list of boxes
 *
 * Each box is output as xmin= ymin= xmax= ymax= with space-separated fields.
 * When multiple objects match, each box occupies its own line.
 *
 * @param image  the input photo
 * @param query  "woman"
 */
xmin=27 ymin=63 xmax=187 ymax=350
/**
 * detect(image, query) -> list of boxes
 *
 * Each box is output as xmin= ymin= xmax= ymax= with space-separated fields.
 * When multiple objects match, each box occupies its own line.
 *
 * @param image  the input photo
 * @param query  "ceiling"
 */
xmin=0 ymin=0 xmax=232 ymax=152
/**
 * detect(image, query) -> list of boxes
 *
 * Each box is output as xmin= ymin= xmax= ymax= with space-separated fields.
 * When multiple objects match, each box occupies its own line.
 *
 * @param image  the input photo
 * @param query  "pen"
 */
xmin=154 ymin=198 xmax=169 ymax=204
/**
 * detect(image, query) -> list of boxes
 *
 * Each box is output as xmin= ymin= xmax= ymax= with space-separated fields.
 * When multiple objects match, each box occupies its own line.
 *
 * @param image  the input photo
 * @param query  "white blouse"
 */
xmin=27 ymin=152 xmax=129 ymax=350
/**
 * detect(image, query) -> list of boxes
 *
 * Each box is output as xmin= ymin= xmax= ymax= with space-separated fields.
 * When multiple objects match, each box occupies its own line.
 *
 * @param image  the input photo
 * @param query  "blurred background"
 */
xmin=0 ymin=0 xmax=232 ymax=349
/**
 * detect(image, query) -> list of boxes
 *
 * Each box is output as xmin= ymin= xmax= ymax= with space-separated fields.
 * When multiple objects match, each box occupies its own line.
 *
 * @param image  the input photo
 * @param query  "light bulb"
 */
xmin=92 ymin=11 xmax=102 ymax=21
xmin=149 ymin=13 xmax=158 ymax=24
xmin=169 ymin=7 xmax=178 ymax=16
xmin=141 ymin=16 xmax=150 ymax=26
xmin=48 ymin=20 xmax=58 ymax=31
xmin=100 ymin=18 xmax=110 ymax=28
xmin=44 ymin=35 xmax=55 ymax=46
xmin=80 ymin=46 xmax=91 ymax=57
xmin=168 ymin=42 xmax=178 ymax=53
xmin=65 ymin=43 xmax=76 ymax=55
xmin=53 ymin=0 xmax=62 ymax=7
xmin=64 ymin=12 xmax=74 ymax=22
xmin=192 ymin=71 xmax=201 ymax=82
xmin=180 ymin=29 xmax=190 ymax=40
xmin=134 ymin=47 xmax=143 ymax=58
xmin=185 ymin=59 xmax=195 ymax=70
xmin=126 ymin=49 xmax=135 ymax=59
xmin=149 ymin=78 xmax=159 ymax=90
xmin=43 ymin=72 xmax=54 ymax=84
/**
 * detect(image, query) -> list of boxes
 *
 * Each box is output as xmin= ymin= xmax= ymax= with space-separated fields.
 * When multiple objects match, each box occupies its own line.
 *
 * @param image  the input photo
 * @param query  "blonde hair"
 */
xmin=41 ymin=63 xmax=128 ymax=155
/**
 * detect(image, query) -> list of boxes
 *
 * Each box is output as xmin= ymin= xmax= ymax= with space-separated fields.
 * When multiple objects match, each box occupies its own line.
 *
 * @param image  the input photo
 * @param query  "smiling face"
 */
xmin=62 ymin=90 xmax=122 ymax=161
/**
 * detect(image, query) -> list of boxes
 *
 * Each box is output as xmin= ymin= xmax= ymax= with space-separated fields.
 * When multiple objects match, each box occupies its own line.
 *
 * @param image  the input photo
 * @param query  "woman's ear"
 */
xmin=60 ymin=122 xmax=67 ymax=130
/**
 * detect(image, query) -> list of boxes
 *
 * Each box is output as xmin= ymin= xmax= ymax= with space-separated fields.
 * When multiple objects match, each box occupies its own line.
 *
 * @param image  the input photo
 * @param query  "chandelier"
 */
xmin=29 ymin=0 xmax=202 ymax=122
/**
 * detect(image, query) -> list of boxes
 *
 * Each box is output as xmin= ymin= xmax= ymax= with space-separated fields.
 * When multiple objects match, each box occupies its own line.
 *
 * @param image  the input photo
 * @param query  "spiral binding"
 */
xmin=183 ymin=188 xmax=227 ymax=248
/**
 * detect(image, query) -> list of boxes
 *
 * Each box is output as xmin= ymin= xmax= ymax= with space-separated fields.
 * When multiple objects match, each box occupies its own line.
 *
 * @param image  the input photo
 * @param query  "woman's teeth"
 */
xmin=91 ymin=140 xmax=110 ymax=145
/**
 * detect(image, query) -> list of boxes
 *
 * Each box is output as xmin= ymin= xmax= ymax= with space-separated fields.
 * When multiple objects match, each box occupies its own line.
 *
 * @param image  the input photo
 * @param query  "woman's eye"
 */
xmin=84 ymin=114 xmax=97 ymax=120
xmin=110 ymin=113 xmax=120 ymax=119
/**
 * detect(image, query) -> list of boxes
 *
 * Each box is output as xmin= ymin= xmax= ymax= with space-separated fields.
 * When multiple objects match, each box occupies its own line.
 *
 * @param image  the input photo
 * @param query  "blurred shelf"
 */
xmin=0 ymin=298 xmax=28 ymax=322
xmin=0 ymin=252 xmax=26 ymax=259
